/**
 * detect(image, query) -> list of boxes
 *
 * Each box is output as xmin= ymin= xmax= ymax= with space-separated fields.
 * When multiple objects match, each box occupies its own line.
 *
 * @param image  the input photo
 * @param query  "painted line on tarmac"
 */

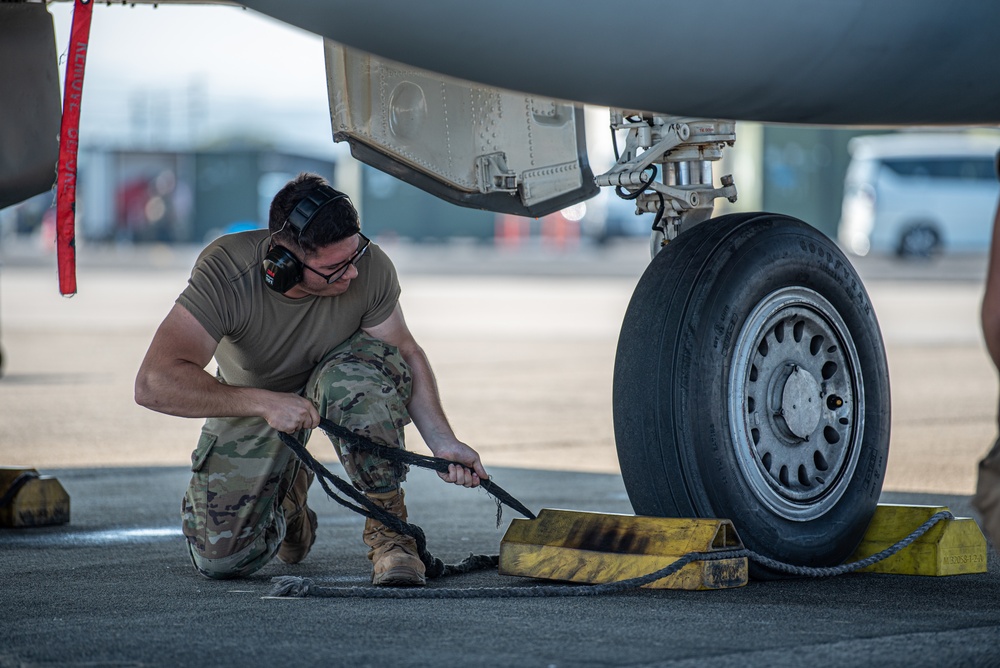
xmin=2 ymin=526 xmax=183 ymax=546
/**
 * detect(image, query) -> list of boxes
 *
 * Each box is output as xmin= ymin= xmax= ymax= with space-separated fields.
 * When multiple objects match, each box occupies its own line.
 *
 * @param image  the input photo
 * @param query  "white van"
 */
xmin=838 ymin=133 xmax=1000 ymax=258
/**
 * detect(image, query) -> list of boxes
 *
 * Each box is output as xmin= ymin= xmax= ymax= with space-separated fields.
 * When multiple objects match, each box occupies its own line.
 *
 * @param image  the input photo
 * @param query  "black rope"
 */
xmin=277 ymin=419 xmax=535 ymax=579
xmin=0 ymin=471 xmax=40 ymax=508
xmin=269 ymin=550 xmax=719 ymax=599
xmin=266 ymin=511 xmax=956 ymax=599
xmin=272 ymin=419 xmax=960 ymax=599
xmin=746 ymin=510 xmax=954 ymax=578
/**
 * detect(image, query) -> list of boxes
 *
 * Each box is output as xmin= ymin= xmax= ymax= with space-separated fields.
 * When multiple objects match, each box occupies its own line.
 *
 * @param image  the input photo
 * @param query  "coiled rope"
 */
xmin=273 ymin=419 xmax=954 ymax=599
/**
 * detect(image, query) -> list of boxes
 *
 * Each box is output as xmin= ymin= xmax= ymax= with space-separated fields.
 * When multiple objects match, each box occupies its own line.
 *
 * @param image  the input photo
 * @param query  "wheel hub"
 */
xmin=773 ymin=364 xmax=822 ymax=441
xmin=729 ymin=287 xmax=864 ymax=521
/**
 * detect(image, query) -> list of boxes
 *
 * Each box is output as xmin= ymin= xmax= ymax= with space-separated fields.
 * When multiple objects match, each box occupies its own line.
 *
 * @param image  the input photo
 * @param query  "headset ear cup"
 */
xmin=261 ymin=246 xmax=303 ymax=293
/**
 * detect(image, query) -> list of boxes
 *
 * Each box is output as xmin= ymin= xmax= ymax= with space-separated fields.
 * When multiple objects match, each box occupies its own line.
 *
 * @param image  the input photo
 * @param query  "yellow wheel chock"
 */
xmin=849 ymin=504 xmax=987 ymax=576
xmin=499 ymin=508 xmax=748 ymax=590
xmin=499 ymin=504 xmax=987 ymax=590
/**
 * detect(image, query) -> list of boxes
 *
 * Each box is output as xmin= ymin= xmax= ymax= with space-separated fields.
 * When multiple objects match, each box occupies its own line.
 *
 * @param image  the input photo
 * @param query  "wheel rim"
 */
xmin=728 ymin=286 xmax=864 ymax=521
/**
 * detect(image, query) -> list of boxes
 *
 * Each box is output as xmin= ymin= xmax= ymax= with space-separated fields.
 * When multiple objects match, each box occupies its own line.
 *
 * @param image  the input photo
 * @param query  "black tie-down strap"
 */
xmin=276 ymin=417 xmax=536 ymax=579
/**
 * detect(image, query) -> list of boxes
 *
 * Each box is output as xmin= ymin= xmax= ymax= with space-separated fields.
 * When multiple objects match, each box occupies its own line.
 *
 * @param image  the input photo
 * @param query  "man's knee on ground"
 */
xmin=189 ymin=555 xmax=241 ymax=580
xmin=185 ymin=525 xmax=282 ymax=580
xmin=187 ymin=542 xmax=271 ymax=580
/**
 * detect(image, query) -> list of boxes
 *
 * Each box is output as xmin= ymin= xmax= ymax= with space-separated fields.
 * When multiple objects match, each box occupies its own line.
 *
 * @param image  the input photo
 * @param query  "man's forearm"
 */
xmin=398 ymin=343 xmax=456 ymax=451
xmin=135 ymin=359 xmax=270 ymax=420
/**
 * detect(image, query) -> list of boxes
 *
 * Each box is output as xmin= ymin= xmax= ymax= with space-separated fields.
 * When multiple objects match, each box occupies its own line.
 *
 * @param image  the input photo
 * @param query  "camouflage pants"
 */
xmin=181 ymin=331 xmax=413 ymax=579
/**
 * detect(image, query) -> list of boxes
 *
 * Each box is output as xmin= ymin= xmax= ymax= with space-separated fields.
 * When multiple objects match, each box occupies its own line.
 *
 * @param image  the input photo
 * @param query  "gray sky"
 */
xmin=48 ymin=2 xmax=344 ymax=157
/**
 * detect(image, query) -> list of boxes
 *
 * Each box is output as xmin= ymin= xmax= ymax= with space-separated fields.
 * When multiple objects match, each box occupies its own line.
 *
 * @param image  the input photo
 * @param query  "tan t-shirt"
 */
xmin=176 ymin=229 xmax=400 ymax=393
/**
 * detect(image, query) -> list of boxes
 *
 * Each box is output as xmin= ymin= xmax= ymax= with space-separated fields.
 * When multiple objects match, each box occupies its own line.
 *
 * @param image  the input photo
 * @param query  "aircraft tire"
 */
xmin=613 ymin=212 xmax=890 ymax=576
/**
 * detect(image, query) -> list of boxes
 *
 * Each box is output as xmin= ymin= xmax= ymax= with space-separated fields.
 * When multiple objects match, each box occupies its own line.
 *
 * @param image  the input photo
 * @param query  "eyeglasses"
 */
xmin=301 ymin=234 xmax=370 ymax=284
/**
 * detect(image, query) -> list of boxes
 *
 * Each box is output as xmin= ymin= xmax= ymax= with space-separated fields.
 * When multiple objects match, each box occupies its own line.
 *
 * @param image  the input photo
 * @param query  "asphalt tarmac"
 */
xmin=3 ymin=466 xmax=998 ymax=667
xmin=2 ymin=238 xmax=999 ymax=666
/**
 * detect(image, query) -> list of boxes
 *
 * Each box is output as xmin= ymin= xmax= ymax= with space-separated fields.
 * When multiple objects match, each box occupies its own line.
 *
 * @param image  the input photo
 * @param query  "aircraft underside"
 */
xmin=4 ymin=0 xmax=999 ymax=572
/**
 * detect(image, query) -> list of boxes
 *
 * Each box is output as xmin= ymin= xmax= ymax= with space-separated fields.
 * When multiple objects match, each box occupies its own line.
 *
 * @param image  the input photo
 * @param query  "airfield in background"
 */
xmin=0 ymin=237 xmax=992 ymax=497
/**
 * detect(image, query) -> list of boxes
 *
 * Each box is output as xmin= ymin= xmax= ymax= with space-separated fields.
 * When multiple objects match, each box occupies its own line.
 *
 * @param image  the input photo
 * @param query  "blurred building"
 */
xmin=1 ymin=147 xmax=336 ymax=245
xmin=83 ymin=147 xmax=337 ymax=243
xmin=8 ymin=126 xmax=993 ymax=251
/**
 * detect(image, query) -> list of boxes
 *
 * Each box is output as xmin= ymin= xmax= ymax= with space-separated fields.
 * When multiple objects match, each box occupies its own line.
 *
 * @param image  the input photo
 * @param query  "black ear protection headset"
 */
xmin=261 ymin=185 xmax=350 ymax=294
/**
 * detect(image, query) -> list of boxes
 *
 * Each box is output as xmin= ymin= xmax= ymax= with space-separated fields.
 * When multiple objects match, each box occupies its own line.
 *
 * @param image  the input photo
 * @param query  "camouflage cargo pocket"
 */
xmin=182 ymin=427 xmax=219 ymax=554
xmin=181 ymin=418 xmax=294 ymax=562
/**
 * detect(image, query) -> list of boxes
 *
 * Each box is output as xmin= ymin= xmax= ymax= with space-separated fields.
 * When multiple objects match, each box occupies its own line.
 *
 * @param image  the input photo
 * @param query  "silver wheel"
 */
xmin=617 ymin=213 xmax=889 ymax=570
xmin=729 ymin=286 xmax=864 ymax=521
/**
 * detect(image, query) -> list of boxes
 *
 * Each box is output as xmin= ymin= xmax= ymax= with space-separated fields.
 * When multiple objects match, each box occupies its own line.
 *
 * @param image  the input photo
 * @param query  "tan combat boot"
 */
xmin=363 ymin=488 xmax=426 ymax=586
xmin=276 ymin=466 xmax=318 ymax=564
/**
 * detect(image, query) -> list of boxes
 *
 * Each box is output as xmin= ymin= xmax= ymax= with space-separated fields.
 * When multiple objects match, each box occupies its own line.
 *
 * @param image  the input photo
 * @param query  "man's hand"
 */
xmin=259 ymin=392 xmax=321 ymax=434
xmin=430 ymin=439 xmax=488 ymax=488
